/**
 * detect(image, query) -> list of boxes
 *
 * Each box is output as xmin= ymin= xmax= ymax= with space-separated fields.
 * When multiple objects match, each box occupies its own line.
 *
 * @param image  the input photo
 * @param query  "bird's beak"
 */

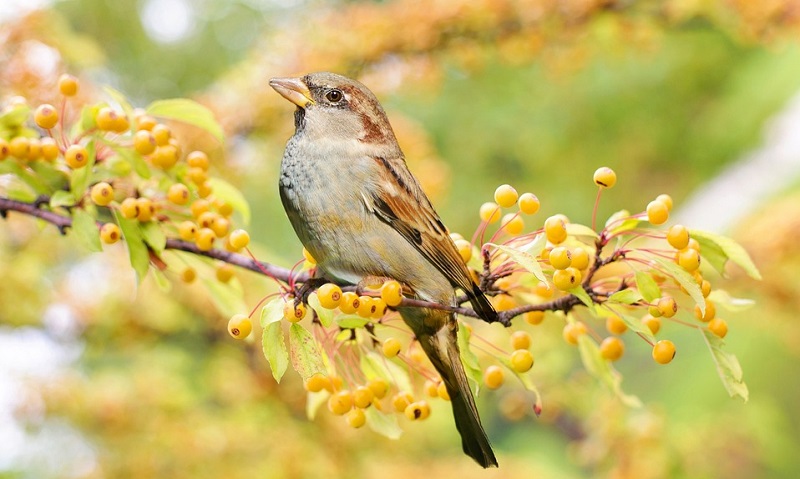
xmin=269 ymin=77 xmax=315 ymax=109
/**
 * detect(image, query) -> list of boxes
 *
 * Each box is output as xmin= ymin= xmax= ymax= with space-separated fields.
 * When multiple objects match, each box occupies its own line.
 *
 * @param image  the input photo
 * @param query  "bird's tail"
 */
xmin=468 ymin=283 xmax=498 ymax=324
xmin=401 ymin=307 xmax=498 ymax=468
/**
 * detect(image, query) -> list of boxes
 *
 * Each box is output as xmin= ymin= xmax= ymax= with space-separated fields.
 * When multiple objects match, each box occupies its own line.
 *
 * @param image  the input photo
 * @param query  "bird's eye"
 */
xmin=325 ymin=89 xmax=343 ymax=103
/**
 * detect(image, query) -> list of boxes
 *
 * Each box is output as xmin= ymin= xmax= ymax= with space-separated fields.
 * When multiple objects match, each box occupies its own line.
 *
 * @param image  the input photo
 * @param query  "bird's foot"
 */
xmin=294 ymin=277 xmax=328 ymax=306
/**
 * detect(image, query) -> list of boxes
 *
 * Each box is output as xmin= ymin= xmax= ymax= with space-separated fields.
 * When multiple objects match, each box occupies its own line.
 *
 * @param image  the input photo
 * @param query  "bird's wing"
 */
xmin=362 ymin=156 xmax=476 ymax=294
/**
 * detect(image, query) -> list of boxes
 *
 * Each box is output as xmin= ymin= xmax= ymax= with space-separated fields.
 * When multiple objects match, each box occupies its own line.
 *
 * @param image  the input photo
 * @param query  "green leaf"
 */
xmin=0 ymin=160 xmax=49 ymax=196
xmin=690 ymin=229 xmax=762 ymax=280
xmin=361 ymin=351 xmax=412 ymax=393
xmin=289 ymin=323 xmax=326 ymax=381
xmin=605 ymin=209 xmax=640 ymax=235
xmin=635 ymin=271 xmax=661 ymax=302
xmin=494 ymin=355 xmax=543 ymax=413
xmin=28 ymin=160 xmax=68 ymax=192
xmin=566 ymin=223 xmax=599 ymax=239
xmin=365 ymin=407 xmax=403 ymax=439
xmin=701 ymin=329 xmax=748 ymax=401
xmin=70 ymin=209 xmax=102 ymax=252
xmin=69 ymin=140 xmax=96 ymax=195
xmin=151 ymin=268 xmax=172 ymax=293
xmin=577 ymin=334 xmax=642 ymax=407
xmin=607 ymin=289 xmax=643 ymax=305
xmin=653 ymin=257 xmax=706 ymax=314
xmin=140 ymin=221 xmax=166 ymax=254
xmin=260 ymin=298 xmax=284 ymax=327
xmin=336 ymin=315 xmax=370 ymax=329
xmin=306 ymin=390 xmax=330 ymax=420
xmin=202 ymin=278 xmax=247 ymax=318
xmin=458 ymin=322 xmax=483 ymax=394
xmin=485 ymin=238 xmax=546 ymax=283
xmin=262 ymin=321 xmax=289 ymax=383
xmin=207 ymin=178 xmax=251 ymax=225
xmin=0 ymin=104 xmax=30 ymax=129
xmin=49 ymin=190 xmax=76 ymax=208
xmin=307 ymin=293 xmax=334 ymax=327
xmin=114 ymin=213 xmax=150 ymax=282
xmin=569 ymin=287 xmax=594 ymax=310
xmin=146 ymin=98 xmax=224 ymax=144
xmin=707 ymin=289 xmax=756 ymax=312
xmin=109 ymin=143 xmax=151 ymax=178
xmin=0 ymin=172 xmax=37 ymax=202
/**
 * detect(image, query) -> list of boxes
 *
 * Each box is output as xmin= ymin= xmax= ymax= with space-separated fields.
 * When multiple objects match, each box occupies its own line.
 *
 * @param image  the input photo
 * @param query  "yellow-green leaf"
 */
xmin=653 ymin=257 xmax=705 ymax=314
xmin=458 ymin=322 xmax=483 ymax=394
xmin=289 ymin=323 xmax=325 ymax=381
xmin=140 ymin=221 xmax=166 ymax=253
xmin=202 ymin=278 xmax=247 ymax=319
xmin=361 ymin=351 xmax=412 ymax=393
xmin=708 ymin=289 xmax=756 ymax=312
xmin=71 ymin=209 xmax=101 ymax=252
xmin=69 ymin=140 xmax=96 ymax=195
xmin=690 ymin=229 xmax=762 ymax=280
xmin=260 ymin=297 xmax=284 ymax=327
xmin=336 ymin=315 xmax=370 ymax=329
xmin=566 ymin=223 xmax=599 ymax=239
xmin=485 ymin=238 xmax=546 ymax=283
xmin=365 ymin=407 xmax=403 ymax=439
xmin=607 ymin=289 xmax=642 ymax=305
xmin=115 ymin=213 xmax=149 ymax=283
xmin=307 ymin=293 xmax=333 ymax=327
xmin=577 ymin=334 xmax=642 ymax=407
xmin=701 ymin=329 xmax=748 ymax=401
xmin=635 ymin=271 xmax=661 ymax=302
xmin=263 ymin=321 xmax=289 ymax=383
xmin=207 ymin=178 xmax=250 ymax=225
xmin=146 ymin=98 xmax=224 ymax=144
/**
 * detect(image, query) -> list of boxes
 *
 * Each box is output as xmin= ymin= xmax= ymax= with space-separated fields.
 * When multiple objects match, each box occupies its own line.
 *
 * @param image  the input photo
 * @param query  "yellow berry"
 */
xmin=544 ymin=215 xmax=568 ymax=244
xmin=382 ymin=337 xmax=402 ymax=358
xmin=392 ymin=391 xmax=414 ymax=413
xmin=367 ymin=378 xmax=389 ymax=399
xmin=534 ymin=281 xmax=553 ymax=298
xmin=652 ymin=340 xmax=676 ymax=364
xmin=518 ymin=192 xmax=540 ymax=215
xmin=593 ymin=167 xmax=617 ymax=188
xmin=701 ymin=280 xmax=712 ymax=298
xmin=356 ymin=296 xmax=374 ymax=318
xmin=152 ymin=145 xmax=179 ymax=169
xmin=494 ymin=184 xmax=519 ymax=208
xmin=178 ymin=221 xmax=197 ymax=241
xmin=353 ymin=386 xmax=374 ymax=409
xmin=437 ymin=382 xmax=450 ymax=401
xmin=404 ymin=401 xmax=431 ymax=420
xmin=484 ymin=365 xmax=504 ymax=389
xmin=492 ymin=294 xmax=516 ymax=311
xmin=328 ymin=390 xmax=353 ymax=415
xmin=135 ymin=114 xmax=157 ymax=131
xmin=283 ymin=301 xmax=307 ymax=323
xmin=424 ymin=380 xmax=439 ymax=398
xmin=211 ymin=217 xmax=230 ymax=238
xmin=346 ymin=408 xmax=366 ymax=428
xmin=119 ymin=197 xmax=139 ymax=219
xmin=197 ymin=181 xmax=213 ymax=198
xmin=215 ymin=263 xmax=235 ymax=283
xmin=606 ymin=314 xmax=627 ymax=335
xmin=339 ymin=292 xmax=360 ymax=314
xmin=510 ymin=349 xmax=534 ymax=372
xmin=455 ymin=239 xmax=472 ymax=263
xmin=34 ymin=104 xmax=58 ymax=129
xmin=371 ymin=298 xmax=388 ymax=318
xmin=90 ymin=182 xmax=114 ymax=206
xmin=646 ymin=200 xmax=669 ymax=225
xmin=135 ymin=198 xmax=155 ymax=222
xmin=687 ymin=238 xmax=701 ymax=252
xmin=677 ymin=248 xmax=701 ymax=272
xmin=570 ymin=247 xmax=590 ymax=270
xmin=642 ymin=314 xmax=661 ymax=334
xmin=708 ymin=318 xmax=728 ymax=338
xmin=501 ymin=213 xmax=524 ymax=235
xmin=562 ymin=321 xmax=587 ymax=345
xmin=64 ymin=144 xmax=90 ymax=168
xmin=317 ymin=283 xmax=343 ymax=309
xmin=302 ymin=247 xmax=316 ymax=264
xmin=549 ymin=246 xmax=572 ymax=270
xmin=95 ymin=107 xmax=120 ymax=131
xmin=227 ymin=314 xmax=252 ymax=339
xmin=228 ymin=229 xmax=250 ymax=250
xmin=694 ymin=301 xmax=716 ymax=322
xmin=58 ymin=74 xmax=79 ymax=96
xmin=657 ymin=296 xmax=678 ymax=318
xmin=553 ymin=267 xmax=582 ymax=291
xmin=195 ymin=227 xmax=216 ymax=251
xmin=187 ymin=166 xmax=207 ymax=185
xmin=99 ymin=223 xmax=121 ymax=244
xmin=151 ymin=124 xmax=171 ymax=146
xmin=0 ymin=139 xmax=10 ymax=160
xmin=380 ymin=280 xmax=403 ymax=307
xmin=181 ymin=267 xmax=196 ymax=283
xmin=167 ymin=183 xmax=190 ymax=205
xmin=600 ymin=337 xmax=625 ymax=361
xmin=40 ymin=137 xmax=58 ymax=161
xmin=187 ymin=150 xmax=210 ymax=170
xmin=134 ymin=130 xmax=156 ymax=155
xmin=305 ymin=373 xmax=330 ymax=393
xmin=479 ymin=202 xmax=501 ymax=223
xmin=666 ymin=224 xmax=690 ymax=250
xmin=8 ymin=137 xmax=29 ymax=159
xmin=26 ymin=138 xmax=41 ymax=160
xmin=524 ymin=310 xmax=545 ymax=325
xmin=656 ymin=194 xmax=673 ymax=211
xmin=510 ymin=330 xmax=531 ymax=350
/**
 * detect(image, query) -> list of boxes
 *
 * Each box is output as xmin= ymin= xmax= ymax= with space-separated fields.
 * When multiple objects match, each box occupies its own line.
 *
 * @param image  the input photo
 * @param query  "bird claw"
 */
xmin=294 ymin=277 xmax=327 ymax=306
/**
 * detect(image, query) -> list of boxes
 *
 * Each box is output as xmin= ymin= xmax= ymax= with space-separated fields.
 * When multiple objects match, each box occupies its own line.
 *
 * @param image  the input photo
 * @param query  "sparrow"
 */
xmin=270 ymin=72 xmax=498 ymax=468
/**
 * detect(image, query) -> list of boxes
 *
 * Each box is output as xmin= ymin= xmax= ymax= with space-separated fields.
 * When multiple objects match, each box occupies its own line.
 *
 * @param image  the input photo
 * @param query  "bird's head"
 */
xmin=269 ymin=72 xmax=399 ymax=150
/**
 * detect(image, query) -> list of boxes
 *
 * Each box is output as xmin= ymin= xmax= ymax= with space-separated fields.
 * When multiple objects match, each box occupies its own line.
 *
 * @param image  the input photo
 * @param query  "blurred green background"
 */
xmin=1 ymin=0 xmax=799 ymax=478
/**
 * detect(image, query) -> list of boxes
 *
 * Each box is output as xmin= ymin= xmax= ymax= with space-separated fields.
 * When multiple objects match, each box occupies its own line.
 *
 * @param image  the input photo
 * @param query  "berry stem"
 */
xmin=592 ymin=186 xmax=602 ymax=231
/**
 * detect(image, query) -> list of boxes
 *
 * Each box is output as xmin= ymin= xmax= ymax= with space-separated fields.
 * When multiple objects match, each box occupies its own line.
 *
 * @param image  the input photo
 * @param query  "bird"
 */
xmin=270 ymin=72 xmax=498 ymax=468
